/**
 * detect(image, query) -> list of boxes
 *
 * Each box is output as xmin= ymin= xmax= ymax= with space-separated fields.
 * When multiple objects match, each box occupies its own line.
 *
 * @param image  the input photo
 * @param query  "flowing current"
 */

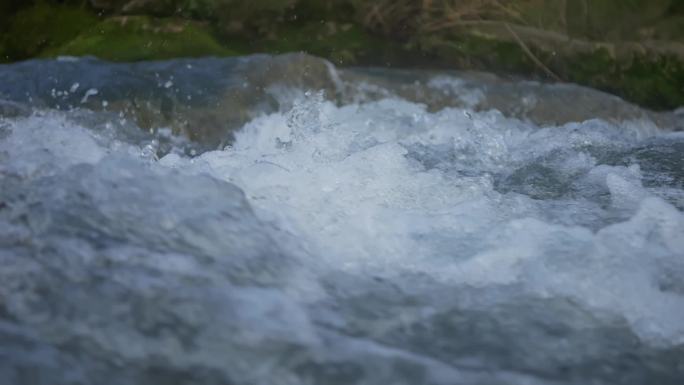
xmin=1 ymin=55 xmax=683 ymax=385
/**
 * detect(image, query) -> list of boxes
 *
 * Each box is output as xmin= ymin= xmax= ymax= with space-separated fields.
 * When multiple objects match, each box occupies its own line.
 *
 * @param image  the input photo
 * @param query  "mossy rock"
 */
xmin=48 ymin=16 xmax=239 ymax=61
xmin=1 ymin=2 xmax=99 ymax=62
xmin=418 ymin=26 xmax=684 ymax=110
xmin=565 ymin=50 xmax=684 ymax=110
xmin=421 ymin=34 xmax=532 ymax=74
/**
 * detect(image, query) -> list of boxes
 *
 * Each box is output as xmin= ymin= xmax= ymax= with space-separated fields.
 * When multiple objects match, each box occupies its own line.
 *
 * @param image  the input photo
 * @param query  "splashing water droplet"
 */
xmin=140 ymin=139 xmax=160 ymax=161
xmin=286 ymin=90 xmax=325 ymax=143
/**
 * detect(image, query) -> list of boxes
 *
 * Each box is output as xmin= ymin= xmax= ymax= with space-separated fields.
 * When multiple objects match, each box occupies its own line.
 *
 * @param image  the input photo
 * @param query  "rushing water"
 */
xmin=1 ymin=54 xmax=683 ymax=385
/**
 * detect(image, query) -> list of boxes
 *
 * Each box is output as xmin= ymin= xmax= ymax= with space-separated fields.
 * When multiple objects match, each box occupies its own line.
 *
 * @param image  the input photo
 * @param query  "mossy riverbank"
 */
xmin=1 ymin=0 xmax=683 ymax=110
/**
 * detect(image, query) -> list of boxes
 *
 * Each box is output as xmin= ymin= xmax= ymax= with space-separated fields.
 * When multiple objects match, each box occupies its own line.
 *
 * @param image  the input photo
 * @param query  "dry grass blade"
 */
xmin=504 ymin=22 xmax=563 ymax=81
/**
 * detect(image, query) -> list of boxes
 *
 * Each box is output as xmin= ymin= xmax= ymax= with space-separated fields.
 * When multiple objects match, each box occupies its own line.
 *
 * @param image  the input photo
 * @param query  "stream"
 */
xmin=1 ymin=54 xmax=683 ymax=385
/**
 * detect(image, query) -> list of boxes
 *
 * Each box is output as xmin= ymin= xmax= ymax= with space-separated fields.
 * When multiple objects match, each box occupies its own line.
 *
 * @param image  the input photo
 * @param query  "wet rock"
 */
xmin=1 ymin=54 xmax=681 ymax=153
xmin=340 ymin=67 xmax=684 ymax=130
xmin=0 ymin=54 xmax=341 ymax=148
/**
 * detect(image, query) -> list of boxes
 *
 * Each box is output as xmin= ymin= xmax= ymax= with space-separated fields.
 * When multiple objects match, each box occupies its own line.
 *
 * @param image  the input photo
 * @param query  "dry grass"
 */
xmin=356 ymin=0 xmax=537 ymax=38
xmin=355 ymin=0 xmax=566 ymax=78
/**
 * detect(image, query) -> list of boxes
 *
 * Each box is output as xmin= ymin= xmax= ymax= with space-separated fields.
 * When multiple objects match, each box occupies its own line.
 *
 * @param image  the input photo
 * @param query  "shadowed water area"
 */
xmin=1 ymin=54 xmax=684 ymax=385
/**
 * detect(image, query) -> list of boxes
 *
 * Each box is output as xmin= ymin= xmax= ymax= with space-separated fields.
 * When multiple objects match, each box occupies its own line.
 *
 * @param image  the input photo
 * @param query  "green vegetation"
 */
xmin=50 ymin=16 xmax=236 ymax=61
xmin=564 ymin=51 xmax=684 ymax=110
xmin=1 ymin=1 xmax=98 ymax=61
xmin=1 ymin=0 xmax=683 ymax=109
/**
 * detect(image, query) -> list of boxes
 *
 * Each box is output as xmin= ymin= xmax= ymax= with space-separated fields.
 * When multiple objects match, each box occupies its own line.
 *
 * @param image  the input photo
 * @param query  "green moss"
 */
xmin=617 ymin=56 xmax=684 ymax=109
xmin=562 ymin=49 xmax=684 ymax=110
xmin=563 ymin=48 xmax=616 ymax=83
xmin=421 ymin=33 xmax=684 ymax=110
xmin=421 ymin=33 xmax=534 ymax=74
xmin=48 ymin=16 xmax=239 ymax=61
xmin=1 ymin=2 xmax=99 ymax=62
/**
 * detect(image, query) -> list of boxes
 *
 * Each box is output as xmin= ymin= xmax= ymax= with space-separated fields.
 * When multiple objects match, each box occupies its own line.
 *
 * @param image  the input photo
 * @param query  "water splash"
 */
xmin=1 ymin=60 xmax=683 ymax=385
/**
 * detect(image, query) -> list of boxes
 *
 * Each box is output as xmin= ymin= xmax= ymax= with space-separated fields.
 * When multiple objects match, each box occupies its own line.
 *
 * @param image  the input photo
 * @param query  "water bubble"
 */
xmin=140 ymin=139 xmax=160 ymax=160
xmin=80 ymin=88 xmax=99 ymax=104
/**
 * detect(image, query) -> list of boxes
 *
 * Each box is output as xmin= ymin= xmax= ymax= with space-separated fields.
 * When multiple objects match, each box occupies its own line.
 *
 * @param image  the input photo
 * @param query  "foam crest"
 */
xmin=169 ymin=96 xmax=684 ymax=344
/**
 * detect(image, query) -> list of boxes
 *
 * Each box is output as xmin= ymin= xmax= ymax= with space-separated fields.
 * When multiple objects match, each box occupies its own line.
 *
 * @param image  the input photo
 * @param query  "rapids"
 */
xmin=1 ymin=54 xmax=683 ymax=385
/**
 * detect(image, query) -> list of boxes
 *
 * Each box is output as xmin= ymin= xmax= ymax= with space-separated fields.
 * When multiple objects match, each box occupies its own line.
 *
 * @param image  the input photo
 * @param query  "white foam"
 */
xmin=3 ymin=92 xmax=683 ymax=347
xmin=0 ymin=112 xmax=107 ymax=177
xmin=164 ymin=95 xmax=684 ymax=344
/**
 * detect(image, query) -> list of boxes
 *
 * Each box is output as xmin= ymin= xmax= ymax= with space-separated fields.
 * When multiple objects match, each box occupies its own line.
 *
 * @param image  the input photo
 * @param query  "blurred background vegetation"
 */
xmin=1 ymin=0 xmax=683 ymax=109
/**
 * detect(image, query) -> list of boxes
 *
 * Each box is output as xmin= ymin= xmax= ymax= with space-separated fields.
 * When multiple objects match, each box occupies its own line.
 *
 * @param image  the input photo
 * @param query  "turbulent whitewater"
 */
xmin=1 ymin=55 xmax=683 ymax=385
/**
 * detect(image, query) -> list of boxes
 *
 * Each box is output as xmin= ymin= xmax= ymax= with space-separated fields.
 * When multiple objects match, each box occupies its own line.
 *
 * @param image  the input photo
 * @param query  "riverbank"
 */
xmin=1 ymin=0 xmax=683 ymax=110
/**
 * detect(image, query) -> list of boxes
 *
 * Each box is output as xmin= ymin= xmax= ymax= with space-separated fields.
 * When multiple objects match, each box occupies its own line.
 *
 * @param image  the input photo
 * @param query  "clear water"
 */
xmin=1 ymin=55 xmax=683 ymax=385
